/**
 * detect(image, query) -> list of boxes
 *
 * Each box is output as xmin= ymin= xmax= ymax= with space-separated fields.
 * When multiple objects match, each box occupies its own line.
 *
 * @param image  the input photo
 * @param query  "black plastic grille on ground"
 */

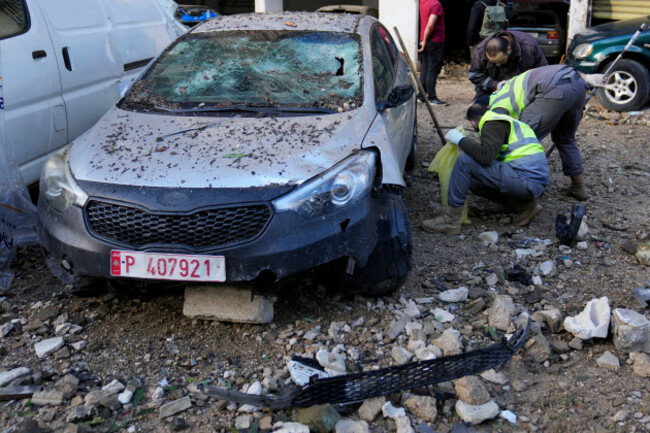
xmin=86 ymin=200 xmax=271 ymax=248
xmin=204 ymin=320 xmax=530 ymax=409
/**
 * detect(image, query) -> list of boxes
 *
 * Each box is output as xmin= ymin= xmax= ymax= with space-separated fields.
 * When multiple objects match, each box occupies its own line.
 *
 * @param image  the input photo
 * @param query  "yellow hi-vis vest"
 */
xmin=488 ymin=70 xmax=532 ymax=120
xmin=479 ymin=110 xmax=544 ymax=164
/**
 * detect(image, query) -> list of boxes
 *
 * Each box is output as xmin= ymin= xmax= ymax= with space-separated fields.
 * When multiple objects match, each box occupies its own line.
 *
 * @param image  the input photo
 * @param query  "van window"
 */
xmin=0 ymin=0 xmax=28 ymax=39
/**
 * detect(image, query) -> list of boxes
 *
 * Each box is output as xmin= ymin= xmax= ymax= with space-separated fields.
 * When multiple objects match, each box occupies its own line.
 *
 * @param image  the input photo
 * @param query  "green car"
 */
xmin=565 ymin=15 xmax=650 ymax=112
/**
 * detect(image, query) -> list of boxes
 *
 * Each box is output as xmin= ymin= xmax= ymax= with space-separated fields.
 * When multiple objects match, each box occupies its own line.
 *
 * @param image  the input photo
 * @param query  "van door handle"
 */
xmin=62 ymin=47 xmax=72 ymax=71
xmin=32 ymin=50 xmax=47 ymax=59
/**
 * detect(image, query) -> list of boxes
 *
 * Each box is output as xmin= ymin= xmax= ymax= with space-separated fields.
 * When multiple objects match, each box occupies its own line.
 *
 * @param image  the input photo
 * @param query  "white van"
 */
xmin=0 ymin=0 xmax=186 ymax=185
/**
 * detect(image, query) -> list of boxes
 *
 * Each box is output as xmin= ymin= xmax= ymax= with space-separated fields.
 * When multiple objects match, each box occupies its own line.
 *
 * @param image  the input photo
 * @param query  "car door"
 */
xmin=370 ymin=25 xmax=413 ymax=167
xmin=35 ymin=0 xmax=122 ymax=144
xmin=0 ymin=0 xmax=67 ymax=185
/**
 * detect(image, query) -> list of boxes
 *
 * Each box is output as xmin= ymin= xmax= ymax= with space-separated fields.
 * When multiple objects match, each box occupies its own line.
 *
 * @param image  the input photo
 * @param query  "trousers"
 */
xmin=420 ymin=41 xmax=444 ymax=99
xmin=448 ymin=154 xmax=548 ymax=207
xmin=519 ymin=74 xmax=588 ymax=177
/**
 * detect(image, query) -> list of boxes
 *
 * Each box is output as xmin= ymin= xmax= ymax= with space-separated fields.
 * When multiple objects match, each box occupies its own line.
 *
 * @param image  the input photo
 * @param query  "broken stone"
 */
xmin=404 ymin=395 xmax=437 ymax=422
xmin=66 ymin=405 xmax=94 ymax=423
xmin=455 ymin=399 xmax=499 ymax=424
xmin=499 ymin=410 xmax=517 ymax=424
xmin=478 ymin=231 xmax=498 ymax=246
xmin=576 ymin=217 xmax=589 ymax=241
xmin=453 ymin=376 xmax=490 ymax=405
xmin=597 ymin=351 xmax=620 ymax=370
xmin=235 ymin=414 xmax=252 ymax=430
xmin=386 ymin=315 xmax=409 ymax=340
xmin=525 ymin=334 xmax=551 ymax=363
xmin=611 ymin=308 xmax=650 ymax=353
xmin=70 ymin=340 xmax=87 ymax=351
xmin=102 ymin=379 xmax=125 ymax=394
xmin=563 ymin=296 xmax=610 ymax=340
xmin=531 ymin=308 xmax=563 ymax=333
xmin=392 ymin=346 xmax=413 ymax=364
xmin=160 ymin=396 xmax=192 ymax=418
xmin=539 ymin=260 xmax=554 ymax=276
xmin=273 ymin=422 xmax=310 ymax=433
xmin=432 ymin=329 xmax=463 ymax=356
xmin=85 ymin=389 xmax=112 ymax=406
xmin=118 ymin=388 xmax=134 ymax=404
xmin=395 ymin=416 xmax=414 ymax=433
xmin=358 ymin=396 xmax=385 ymax=422
xmin=183 ymin=285 xmax=275 ymax=324
xmin=31 ymin=390 xmax=64 ymax=406
xmin=296 ymin=404 xmax=340 ymax=433
xmin=1 ymin=322 xmax=13 ymax=338
xmin=432 ymin=308 xmax=454 ymax=323
xmin=415 ymin=346 xmax=441 ymax=361
xmin=439 ymin=287 xmax=469 ymax=303
xmin=630 ymin=352 xmax=650 ymax=377
xmin=479 ymin=369 xmax=508 ymax=385
xmin=382 ymin=401 xmax=406 ymax=419
xmin=335 ymin=419 xmax=370 ymax=433
xmin=0 ymin=367 xmax=30 ymax=387
xmin=316 ymin=348 xmax=347 ymax=376
xmin=636 ymin=242 xmax=650 ymax=265
xmin=488 ymin=295 xmax=515 ymax=332
xmin=403 ymin=301 xmax=421 ymax=319
xmin=55 ymin=374 xmax=79 ymax=399
xmin=485 ymin=273 xmax=499 ymax=288
xmin=569 ymin=337 xmax=584 ymax=350
xmin=34 ymin=337 xmax=64 ymax=358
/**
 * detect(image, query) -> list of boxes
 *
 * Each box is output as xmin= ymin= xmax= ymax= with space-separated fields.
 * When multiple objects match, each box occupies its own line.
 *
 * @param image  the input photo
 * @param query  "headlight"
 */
xmin=572 ymin=43 xmax=593 ymax=59
xmin=39 ymin=146 xmax=88 ymax=212
xmin=273 ymin=151 xmax=377 ymax=218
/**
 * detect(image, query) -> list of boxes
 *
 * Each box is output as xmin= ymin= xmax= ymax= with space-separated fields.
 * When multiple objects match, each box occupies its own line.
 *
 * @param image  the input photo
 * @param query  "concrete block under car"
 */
xmin=183 ymin=285 xmax=275 ymax=323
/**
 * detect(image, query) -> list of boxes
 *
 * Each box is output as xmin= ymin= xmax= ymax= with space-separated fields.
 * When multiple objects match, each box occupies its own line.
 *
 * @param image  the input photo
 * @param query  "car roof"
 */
xmin=193 ymin=11 xmax=367 ymax=34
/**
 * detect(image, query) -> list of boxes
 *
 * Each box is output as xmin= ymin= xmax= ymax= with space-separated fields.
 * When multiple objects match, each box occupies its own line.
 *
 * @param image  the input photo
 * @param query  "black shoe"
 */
xmin=428 ymin=98 xmax=448 ymax=106
xmin=417 ymin=95 xmax=426 ymax=103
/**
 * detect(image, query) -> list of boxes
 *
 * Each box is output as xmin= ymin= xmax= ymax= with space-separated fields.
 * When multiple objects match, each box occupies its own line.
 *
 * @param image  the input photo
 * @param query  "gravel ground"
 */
xmin=1 ymin=64 xmax=649 ymax=433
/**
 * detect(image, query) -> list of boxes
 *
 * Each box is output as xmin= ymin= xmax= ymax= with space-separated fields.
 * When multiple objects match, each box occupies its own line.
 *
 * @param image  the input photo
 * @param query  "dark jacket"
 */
xmin=466 ymin=0 xmax=498 ymax=46
xmin=469 ymin=30 xmax=548 ymax=99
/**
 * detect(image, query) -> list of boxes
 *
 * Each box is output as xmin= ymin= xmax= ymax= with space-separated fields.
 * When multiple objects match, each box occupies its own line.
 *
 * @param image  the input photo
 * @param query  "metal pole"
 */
xmin=393 ymin=26 xmax=446 ymax=145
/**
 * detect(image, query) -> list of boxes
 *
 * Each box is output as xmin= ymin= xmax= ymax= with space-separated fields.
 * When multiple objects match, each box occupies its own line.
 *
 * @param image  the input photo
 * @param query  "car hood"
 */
xmin=575 ymin=16 xmax=649 ymax=42
xmin=69 ymin=107 xmax=371 ymax=188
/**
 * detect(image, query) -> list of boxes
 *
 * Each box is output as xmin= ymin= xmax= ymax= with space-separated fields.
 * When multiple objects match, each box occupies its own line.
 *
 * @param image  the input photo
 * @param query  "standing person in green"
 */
xmin=419 ymin=0 xmax=447 ymax=106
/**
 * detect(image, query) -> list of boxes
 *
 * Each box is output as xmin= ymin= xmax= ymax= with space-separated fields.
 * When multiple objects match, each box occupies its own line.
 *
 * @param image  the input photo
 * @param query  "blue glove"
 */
xmin=445 ymin=129 xmax=465 ymax=146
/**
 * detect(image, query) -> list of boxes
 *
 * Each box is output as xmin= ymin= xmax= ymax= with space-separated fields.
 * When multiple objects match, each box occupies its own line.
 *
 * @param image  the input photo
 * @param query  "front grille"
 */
xmin=86 ymin=200 xmax=271 ymax=249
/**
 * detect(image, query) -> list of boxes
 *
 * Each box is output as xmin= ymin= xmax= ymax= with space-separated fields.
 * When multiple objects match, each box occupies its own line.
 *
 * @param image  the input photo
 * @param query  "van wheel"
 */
xmin=405 ymin=117 xmax=418 ymax=172
xmin=596 ymin=59 xmax=650 ymax=112
xmin=341 ymin=190 xmax=412 ymax=296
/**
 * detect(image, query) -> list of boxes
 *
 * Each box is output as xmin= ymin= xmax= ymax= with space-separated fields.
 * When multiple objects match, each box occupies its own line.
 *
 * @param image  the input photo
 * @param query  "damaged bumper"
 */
xmin=37 ymin=182 xmax=402 ymax=285
xmin=204 ymin=319 xmax=531 ymax=408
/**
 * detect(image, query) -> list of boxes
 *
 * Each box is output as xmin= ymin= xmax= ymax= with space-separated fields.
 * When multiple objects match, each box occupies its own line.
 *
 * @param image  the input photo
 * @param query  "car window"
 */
xmin=124 ymin=31 xmax=363 ymax=111
xmin=0 ymin=0 xmax=28 ymax=39
xmin=371 ymin=27 xmax=395 ymax=101
xmin=376 ymin=25 xmax=398 ymax=66
xmin=510 ymin=12 xmax=556 ymax=28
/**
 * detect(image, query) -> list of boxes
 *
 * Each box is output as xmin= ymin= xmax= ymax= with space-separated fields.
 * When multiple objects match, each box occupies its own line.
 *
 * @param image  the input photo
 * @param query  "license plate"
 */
xmin=110 ymin=250 xmax=226 ymax=282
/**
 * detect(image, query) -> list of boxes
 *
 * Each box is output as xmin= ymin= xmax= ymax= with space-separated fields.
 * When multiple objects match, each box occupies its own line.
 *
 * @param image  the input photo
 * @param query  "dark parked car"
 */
xmin=565 ymin=15 xmax=650 ymax=112
xmin=507 ymin=10 xmax=566 ymax=62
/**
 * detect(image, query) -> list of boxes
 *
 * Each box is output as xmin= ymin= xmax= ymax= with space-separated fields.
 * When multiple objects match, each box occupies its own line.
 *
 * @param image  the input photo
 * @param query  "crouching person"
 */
xmin=422 ymin=104 xmax=549 ymax=234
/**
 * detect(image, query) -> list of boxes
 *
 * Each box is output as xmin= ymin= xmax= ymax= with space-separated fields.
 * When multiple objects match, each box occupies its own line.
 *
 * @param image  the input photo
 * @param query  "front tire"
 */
xmin=596 ymin=59 xmax=650 ymax=112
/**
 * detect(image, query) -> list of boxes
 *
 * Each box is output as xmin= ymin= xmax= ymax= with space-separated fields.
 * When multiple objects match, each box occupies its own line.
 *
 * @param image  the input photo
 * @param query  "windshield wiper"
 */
xmin=271 ymin=106 xmax=336 ymax=114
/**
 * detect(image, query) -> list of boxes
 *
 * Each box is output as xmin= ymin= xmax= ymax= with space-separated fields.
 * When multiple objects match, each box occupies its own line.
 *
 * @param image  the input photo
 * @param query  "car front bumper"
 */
xmin=37 ymin=184 xmax=408 ymax=286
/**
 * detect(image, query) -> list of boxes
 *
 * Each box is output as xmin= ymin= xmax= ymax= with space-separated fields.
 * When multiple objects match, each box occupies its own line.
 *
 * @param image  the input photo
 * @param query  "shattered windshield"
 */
xmin=123 ymin=31 xmax=363 ymax=112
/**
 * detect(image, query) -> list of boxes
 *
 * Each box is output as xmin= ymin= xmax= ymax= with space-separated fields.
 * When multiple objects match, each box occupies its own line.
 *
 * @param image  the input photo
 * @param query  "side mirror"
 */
xmin=377 ymin=84 xmax=415 ymax=112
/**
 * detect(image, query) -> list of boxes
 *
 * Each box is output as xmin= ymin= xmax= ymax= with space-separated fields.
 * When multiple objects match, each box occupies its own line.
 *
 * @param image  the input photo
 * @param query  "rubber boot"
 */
xmin=421 ymin=206 xmax=463 ymax=235
xmin=512 ymin=199 xmax=543 ymax=227
xmin=566 ymin=174 xmax=589 ymax=201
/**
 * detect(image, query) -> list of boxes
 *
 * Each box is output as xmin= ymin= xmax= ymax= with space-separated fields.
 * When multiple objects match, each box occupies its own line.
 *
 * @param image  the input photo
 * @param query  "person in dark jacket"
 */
xmin=466 ymin=0 xmax=498 ymax=52
xmin=469 ymin=30 xmax=547 ymax=102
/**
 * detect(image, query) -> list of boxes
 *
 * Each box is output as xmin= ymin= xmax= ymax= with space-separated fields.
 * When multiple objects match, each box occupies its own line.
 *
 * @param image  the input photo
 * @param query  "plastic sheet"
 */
xmin=427 ymin=127 xmax=470 ymax=224
xmin=0 ymin=59 xmax=37 ymax=290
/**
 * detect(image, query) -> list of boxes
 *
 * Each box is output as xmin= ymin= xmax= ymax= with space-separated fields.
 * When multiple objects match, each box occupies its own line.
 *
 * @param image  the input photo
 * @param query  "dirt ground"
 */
xmin=1 ymin=64 xmax=649 ymax=433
